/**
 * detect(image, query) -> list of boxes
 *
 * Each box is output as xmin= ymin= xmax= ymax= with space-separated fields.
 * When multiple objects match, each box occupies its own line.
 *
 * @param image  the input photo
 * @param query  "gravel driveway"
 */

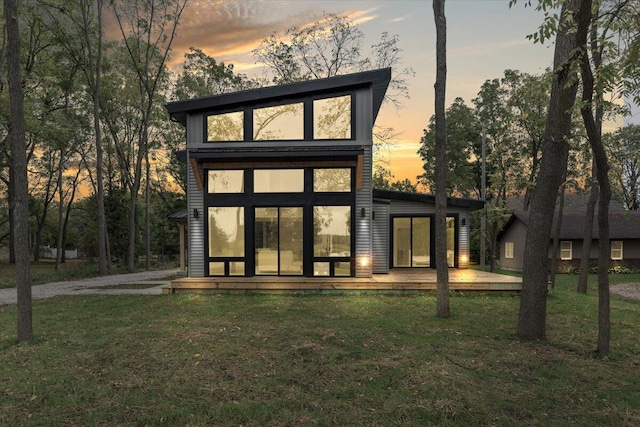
xmin=0 ymin=269 xmax=179 ymax=306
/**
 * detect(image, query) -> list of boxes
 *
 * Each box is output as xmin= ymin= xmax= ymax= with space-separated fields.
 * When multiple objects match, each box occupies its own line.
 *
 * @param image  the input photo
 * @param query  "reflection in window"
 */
xmin=393 ymin=218 xmax=411 ymax=267
xmin=208 ymin=207 xmax=244 ymax=257
xmin=207 ymin=111 xmax=243 ymax=141
xmin=314 ymin=206 xmax=351 ymax=257
xmin=412 ymin=218 xmax=431 ymax=267
xmin=254 ymin=169 xmax=304 ymax=193
xmin=208 ymin=170 xmax=244 ymax=193
xmin=314 ymin=168 xmax=351 ymax=192
xmin=446 ymin=217 xmax=455 ymax=267
xmin=314 ymin=262 xmax=330 ymax=276
xmin=253 ymin=103 xmax=303 ymax=140
xmin=314 ymin=95 xmax=351 ymax=139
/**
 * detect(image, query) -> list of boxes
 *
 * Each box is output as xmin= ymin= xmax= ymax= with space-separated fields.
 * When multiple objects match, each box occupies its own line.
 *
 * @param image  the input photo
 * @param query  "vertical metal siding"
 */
xmin=372 ymin=202 xmax=389 ymax=273
xmin=355 ymin=89 xmax=373 ymax=277
xmin=187 ymin=114 xmax=205 ymax=277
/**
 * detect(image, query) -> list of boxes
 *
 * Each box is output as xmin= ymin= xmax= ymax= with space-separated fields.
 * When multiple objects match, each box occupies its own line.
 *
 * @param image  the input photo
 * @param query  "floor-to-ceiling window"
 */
xmin=205 ymin=166 xmax=354 ymax=277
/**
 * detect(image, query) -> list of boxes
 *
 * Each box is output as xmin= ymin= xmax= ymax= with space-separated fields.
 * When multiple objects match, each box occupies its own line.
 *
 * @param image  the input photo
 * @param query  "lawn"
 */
xmin=1 ymin=276 xmax=639 ymax=426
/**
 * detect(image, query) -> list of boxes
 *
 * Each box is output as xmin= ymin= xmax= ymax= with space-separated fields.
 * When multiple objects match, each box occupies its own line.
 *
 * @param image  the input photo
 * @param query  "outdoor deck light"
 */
xmin=193 ymin=208 xmax=199 ymax=219
xmin=360 ymin=207 xmax=366 ymax=218
xmin=359 ymin=256 xmax=370 ymax=267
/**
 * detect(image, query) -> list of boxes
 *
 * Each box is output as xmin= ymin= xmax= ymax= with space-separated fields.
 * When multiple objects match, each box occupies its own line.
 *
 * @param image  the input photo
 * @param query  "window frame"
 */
xmin=504 ymin=241 xmax=514 ymax=259
xmin=611 ymin=240 xmax=623 ymax=260
xmin=560 ymin=241 xmax=572 ymax=261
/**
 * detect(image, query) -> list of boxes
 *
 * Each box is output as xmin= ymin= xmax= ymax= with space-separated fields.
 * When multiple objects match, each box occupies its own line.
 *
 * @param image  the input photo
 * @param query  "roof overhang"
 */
xmin=373 ymin=189 xmax=485 ymax=211
xmin=166 ymin=68 xmax=392 ymax=127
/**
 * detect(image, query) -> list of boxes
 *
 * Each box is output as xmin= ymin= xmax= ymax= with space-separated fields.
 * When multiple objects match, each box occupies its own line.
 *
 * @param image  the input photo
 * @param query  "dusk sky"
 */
xmin=168 ymin=0 xmax=555 ymax=184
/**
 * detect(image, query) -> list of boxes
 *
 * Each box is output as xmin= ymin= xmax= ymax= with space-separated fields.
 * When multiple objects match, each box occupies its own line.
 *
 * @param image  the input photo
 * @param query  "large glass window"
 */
xmin=313 ymin=95 xmax=351 ymax=139
xmin=208 ymin=207 xmax=244 ymax=257
xmin=393 ymin=218 xmax=411 ymax=267
xmin=412 ymin=218 xmax=431 ymax=267
xmin=254 ymin=169 xmax=304 ymax=193
xmin=253 ymin=103 xmax=303 ymax=140
xmin=313 ymin=168 xmax=351 ymax=192
xmin=314 ymin=206 xmax=351 ymax=257
xmin=207 ymin=170 xmax=244 ymax=193
xmin=207 ymin=111 xmax=243 ymax=141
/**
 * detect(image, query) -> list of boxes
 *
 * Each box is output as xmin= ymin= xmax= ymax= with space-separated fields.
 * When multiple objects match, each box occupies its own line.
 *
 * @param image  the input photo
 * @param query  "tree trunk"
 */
xmin=8 ymin=163 xmax=16 ymax=264
xmin=580 ymin=35 xmax=610 ymax=356
xmin=518 ymin=0 xmax=591 ymax=341
xmin=145 ymin=147 xmax=151 ymax=270
xmin=549 ymin=177 xmax=567 ymax=288
xmin=577 ymin=160 xmax=598 ymax=293
xmin=55 ymin=148 xmax=65 ymax=271
xmin=433 ymin=0 xmax=449 ymax=318
xmin=5 ymin=0 xmax=33 ymax=341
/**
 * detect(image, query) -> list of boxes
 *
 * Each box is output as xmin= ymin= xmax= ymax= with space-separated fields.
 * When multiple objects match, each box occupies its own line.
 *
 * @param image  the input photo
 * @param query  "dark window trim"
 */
xmin=202 ymin=90 xmax=356 ymax=143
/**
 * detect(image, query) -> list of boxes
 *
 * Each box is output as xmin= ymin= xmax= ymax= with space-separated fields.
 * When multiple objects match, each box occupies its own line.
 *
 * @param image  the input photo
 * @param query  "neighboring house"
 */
xmin=165 ymin=68 xmax=483 ymax=281
xmin=498 ymin=211 xmax=640 ymax=271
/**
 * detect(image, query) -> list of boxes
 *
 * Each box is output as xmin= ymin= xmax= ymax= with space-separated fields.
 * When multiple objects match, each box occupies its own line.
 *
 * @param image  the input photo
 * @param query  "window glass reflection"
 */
xmin=314 ymin=206 xmax=351 ymax=257
xmin=207 ymin=111 xmax=243 ymax=141
xmin=254 ymin=169 xmax=304 ymax=193
xmin=208 ymin=170 xmax=244 ymax=193
xmin=314 ymin=168 xmax=351 ymax=192
xmin=314 ymin=96 xmax=351 ymax=139
xmin=253 ymin=103 xmax=303 ymax=140
xmin=208 ymin=207 xmax=244 ymax=257
xmin=412 ymin=218 xmax=431 ymax=267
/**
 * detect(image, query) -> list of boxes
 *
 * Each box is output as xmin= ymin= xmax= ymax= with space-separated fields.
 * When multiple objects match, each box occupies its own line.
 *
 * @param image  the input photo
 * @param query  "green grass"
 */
xmin=1 ymin=276 xmax=639 ymax=426
xmin=0 ymin=259 xmax=178 ymax=289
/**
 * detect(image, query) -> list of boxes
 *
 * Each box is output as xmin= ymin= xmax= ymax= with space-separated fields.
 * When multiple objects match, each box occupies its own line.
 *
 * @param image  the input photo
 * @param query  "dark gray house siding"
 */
xmin=372 ymin=200 xmax=390 ymax=273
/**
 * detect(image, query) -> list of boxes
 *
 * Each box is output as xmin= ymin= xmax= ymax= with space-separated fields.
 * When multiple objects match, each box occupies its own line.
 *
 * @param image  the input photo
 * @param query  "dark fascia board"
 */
xmin=168 ymin=208 xmax=188 ymax=222
xmin=175 ymin=147 xmax=364 ymax=163
xmin=166 ymin=68 xmax=392 ymax=127
xmin=373 ymin=189 xmax=485 ymax=211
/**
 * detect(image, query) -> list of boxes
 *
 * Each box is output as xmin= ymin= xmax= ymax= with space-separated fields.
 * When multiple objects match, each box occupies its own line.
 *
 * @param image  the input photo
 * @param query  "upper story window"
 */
xmin=208 ymin=170 xmax=244 ymax=193
xmin=313 ymin=95 xmax=351 ymax=139
xmin=253 ymin=103 xmax=304 ymax=140
xmin=207 ymin=111 xmax=243 ymax=142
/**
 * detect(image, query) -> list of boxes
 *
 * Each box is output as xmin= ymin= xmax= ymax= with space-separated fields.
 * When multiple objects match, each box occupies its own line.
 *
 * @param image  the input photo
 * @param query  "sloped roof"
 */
xmin=373 ymin=189 xmax=485 ymax=210
xmin=166 ymin=68 xmax=392 ymax=127
xmin=168 ymin=208 xmax=187 ymax=223
xmin=501 ymin=210 xmax=640 ymax=240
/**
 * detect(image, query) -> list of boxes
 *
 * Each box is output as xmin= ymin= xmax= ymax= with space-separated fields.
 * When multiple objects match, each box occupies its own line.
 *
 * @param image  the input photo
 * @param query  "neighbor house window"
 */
xmin=611 ymin=241 xmax=623 ymax=260
xmin=206 ymin=111 xmax=243 ymax=141
xmin=313 ymin=95 xmax=351 ymax=139
xmin=560 ymin=241 xmax=572 ymax=260
xmin=313 ymin=168 xmax=351 ymax=192
xmin=207 ymin=170 xmax=244 ymax=193
xmin=254 ymin=169 xmax=304 ymax=193
xmin=505 ymin=242 xmax=514 ymax=259
xmin=253 ymin=102 xmax=303 ymax=140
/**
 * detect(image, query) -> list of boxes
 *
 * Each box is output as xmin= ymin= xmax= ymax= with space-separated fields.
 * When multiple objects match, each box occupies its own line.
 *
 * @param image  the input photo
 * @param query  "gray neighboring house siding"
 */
xmin=498 ymin=211 xmax=640 ymax=271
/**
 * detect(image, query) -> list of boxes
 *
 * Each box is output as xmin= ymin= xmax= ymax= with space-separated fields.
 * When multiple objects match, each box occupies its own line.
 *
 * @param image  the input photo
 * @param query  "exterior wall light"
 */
xmin=359 ymin=256 xmax=370 ymax=267
xmin=461 ymin=218 xmax=467 ymax=226
xmin=193 ymin=208 xmax=199 ymax=219
xmin=360 ymin=207 xmax=366 ymax=218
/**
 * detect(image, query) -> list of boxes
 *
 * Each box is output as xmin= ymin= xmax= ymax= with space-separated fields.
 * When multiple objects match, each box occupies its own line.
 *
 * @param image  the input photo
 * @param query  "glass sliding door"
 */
xmin=412 ymin=217 xmax=431 ymax=267
xmin=393 ymin=218 xmax=411 ymax=267
xmin=255 ymin=207 xmax=303 ymax=275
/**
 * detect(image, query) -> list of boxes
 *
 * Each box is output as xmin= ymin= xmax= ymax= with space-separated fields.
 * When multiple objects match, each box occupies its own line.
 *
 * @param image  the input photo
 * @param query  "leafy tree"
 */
xmin=607 ymin=125 xmax=640 ymax=210
xmin=515 ymin=0 xmax=592 ymax=341
xmin=418 ymin=98 xmax=482 ymax=198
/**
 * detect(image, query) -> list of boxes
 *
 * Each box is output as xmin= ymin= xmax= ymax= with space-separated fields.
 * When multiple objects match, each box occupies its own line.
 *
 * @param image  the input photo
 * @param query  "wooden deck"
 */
xmin=166 ymin=269 xmax=522 ymax=293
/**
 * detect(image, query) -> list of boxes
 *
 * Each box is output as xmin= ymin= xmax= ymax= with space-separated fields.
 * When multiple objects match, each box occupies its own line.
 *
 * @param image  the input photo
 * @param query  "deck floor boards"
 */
xmin=168 ymin=270 xmax=522 ymax=293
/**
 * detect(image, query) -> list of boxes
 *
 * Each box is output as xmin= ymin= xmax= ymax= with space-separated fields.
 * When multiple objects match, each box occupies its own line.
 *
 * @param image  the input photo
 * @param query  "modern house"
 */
xmin=165 ymin=68 xmax=483 ymax=287
xmin=498 ymin=210 xmax=640 ymax=271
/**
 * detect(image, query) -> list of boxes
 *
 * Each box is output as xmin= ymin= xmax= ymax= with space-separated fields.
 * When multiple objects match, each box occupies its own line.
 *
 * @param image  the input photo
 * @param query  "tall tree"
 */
xmin=110 ymin=0 xmax=187 ymax=272
xmin=608 ymin=125 xmax=640 ymax=210
xmin=517 ymin=0 xmax=592 ymax=340
xmin=433 ymin=0 xmax=449 ymax=318
xmin=4 ymin=0 xmax=33 ymax=341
